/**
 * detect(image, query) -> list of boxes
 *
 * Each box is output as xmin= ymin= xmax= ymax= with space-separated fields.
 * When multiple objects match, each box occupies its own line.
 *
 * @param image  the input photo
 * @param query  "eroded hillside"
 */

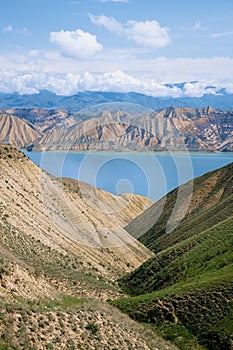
xmin=0 ymin=113 xmax=41 ymax=148
xmin=0 ymin=144 xmax=153 ymax=303
xmin=1 ymin=107 xmax=233 ymax=151
xmin=0 ymin=144 xmax=184 ymax=350
xmin=29 ymin=108 xmax=233 ymax=152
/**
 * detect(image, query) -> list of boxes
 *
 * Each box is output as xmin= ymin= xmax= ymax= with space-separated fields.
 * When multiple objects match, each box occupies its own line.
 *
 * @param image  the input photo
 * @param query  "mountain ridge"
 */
xmin=0 ymin=107 xmax=232 ymax=151
xmin=125 ymin=162 xmax=233 ymax=252
xmin=1 ymin=89 xmax=233 ymax=111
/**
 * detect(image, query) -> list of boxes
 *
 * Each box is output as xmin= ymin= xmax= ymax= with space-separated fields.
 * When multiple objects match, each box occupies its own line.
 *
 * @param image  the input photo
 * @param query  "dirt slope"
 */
xmin=0 ymin=144 xmax=153 ymax=296
xmin=0 ymin=113 xmax=41 ymax=148
xmin=30 ymin=107 xmax=233 ymax=152
xmin=0 ymin=144 xmax=181 ymax=350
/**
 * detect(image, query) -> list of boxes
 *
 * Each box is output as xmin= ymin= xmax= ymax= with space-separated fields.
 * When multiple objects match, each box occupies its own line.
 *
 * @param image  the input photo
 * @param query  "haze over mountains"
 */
xmin=1 ymin=89 xmax=233 ymax=111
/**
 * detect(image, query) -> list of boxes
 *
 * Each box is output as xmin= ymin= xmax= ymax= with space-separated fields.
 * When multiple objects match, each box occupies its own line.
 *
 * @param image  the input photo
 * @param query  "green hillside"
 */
xmin=112 ymin=163 xmax=233 ymax=350
xmin=126 ymin=162 xmax=233 ymax=253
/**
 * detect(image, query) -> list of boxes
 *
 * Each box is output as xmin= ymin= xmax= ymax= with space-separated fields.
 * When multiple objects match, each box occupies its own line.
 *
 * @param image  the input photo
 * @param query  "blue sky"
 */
xmin=0 ymin=0 xmax=233 ymax=96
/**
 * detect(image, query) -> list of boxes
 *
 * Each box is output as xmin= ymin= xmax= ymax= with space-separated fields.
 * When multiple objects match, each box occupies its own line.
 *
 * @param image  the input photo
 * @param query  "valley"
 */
xmin=0 ymin=101 xmax=232 ymax=349
xmin=114 ymin=162 xmax=233 ymax=349
xmin=0 ymin=143 xmax=232 ymax=349
xmin=0 ymin=144 xmax=179 ymax=349
xmin=1 ymin=0 xmax=233 ymax=347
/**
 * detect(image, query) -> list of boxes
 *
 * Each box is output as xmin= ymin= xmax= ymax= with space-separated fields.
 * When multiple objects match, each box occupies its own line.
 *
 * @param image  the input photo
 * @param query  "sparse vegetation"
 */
xmin=112 ymin=164 xmax=233 ymax=350
xmin=0 ymin=143 xmax=232 ymax=349
xmin=0 ymin=144 xmax=176 ymax=349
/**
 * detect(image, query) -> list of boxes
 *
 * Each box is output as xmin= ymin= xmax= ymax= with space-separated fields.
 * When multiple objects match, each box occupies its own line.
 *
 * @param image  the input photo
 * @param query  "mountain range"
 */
xmin=0 ymin=89 xmax=232 ymax=349
xmin=0 ymin=89 xmax=233 ymax=111
xmin=0 ymin=106 xmax=233 ymax=152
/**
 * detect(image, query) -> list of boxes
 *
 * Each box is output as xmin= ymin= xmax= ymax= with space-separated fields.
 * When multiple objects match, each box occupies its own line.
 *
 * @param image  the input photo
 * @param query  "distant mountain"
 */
xmin=5 ymin=108 xmax=80 ymax=133
xmin=1 ymin=107 xmax=233 ymax=152
xmin=1 ymin=89 xmax=233 ymax=111
xmin=0 ymin=112 xmax=41 ymax=148
xmin=113 ymin=163 xmax=233 ymax=350
xmin=13 ymin=107 xmax=232 ymax=152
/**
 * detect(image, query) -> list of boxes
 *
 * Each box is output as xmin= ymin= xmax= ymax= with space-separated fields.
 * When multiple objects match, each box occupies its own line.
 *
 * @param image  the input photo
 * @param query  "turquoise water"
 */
xmin=25 ymin=151 xmax=232 ymax=201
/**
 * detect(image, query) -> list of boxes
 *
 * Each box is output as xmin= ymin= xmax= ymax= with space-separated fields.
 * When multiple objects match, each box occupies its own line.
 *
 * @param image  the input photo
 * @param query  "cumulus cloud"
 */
xmin=50 ymin=29 xmax=102 ymax=59
xmin=89 ymin=14 xmax=170 ymax=48
xmin=1 ymin=66 xmax=233 ymax=98
xmin=0 ymin=50 xmax=233 ymax=97
xmin=126 ymin=20 xmax=170 ymax=48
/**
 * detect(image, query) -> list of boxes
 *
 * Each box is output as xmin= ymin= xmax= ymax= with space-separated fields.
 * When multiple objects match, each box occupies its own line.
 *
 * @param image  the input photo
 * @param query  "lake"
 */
xmin=24 ymin=151 xmax=232 ymax=201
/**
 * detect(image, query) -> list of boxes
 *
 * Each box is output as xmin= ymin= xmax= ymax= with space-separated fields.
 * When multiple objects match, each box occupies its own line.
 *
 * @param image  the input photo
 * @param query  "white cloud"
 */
xmin=2 ymin=25 xmax=30 ymax=36
xmin=89 ymin=15 xmax=170 ymax=48
xmin=0 ymin=68 xmax=233 ymax=98
xmin=0 ymin=50 xmax=233 ymax=97
xmin=180 ymin=22 xmax=207 ymax=32
xmin=211 ymin=31 xmax=233 ymax=39
xmin=3 ymin=25 xmax=13 ymax=33
xmin=189 ymin=22 xmax=207 ymax=31
xmin=50 ymin=29 xmax=102 ymax=59
xmin=89 ymin=14 xmax=123 ymax=33
xmin=126 ymin=20 xmax=170 ymax=48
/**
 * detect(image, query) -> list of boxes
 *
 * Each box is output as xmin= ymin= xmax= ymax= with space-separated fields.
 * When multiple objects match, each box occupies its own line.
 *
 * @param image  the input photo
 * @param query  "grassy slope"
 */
xmin=112 ymin=163 xmax=233 ymax=350
xmin=126 ymin=162 xmax=233 ymax=253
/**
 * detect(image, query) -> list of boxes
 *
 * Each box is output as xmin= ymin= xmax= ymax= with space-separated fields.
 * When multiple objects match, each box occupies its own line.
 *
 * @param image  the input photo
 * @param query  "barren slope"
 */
xmin=0 ymin=113 xmax=41 ymax=148
xmin=0 ymin=144 xmax=153 ymax=300
xmin=0 ymin=145 xmax=181 ymax=350
xmin=6 ymin=108 xmax=79 ymax=133
xmin=30 ymin=107 xmax=233 ymax=152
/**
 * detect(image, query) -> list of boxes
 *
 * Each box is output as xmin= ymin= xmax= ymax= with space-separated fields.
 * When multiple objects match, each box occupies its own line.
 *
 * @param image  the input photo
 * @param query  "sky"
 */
xmin=1 ymin=0 xmax=233 ymax=97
